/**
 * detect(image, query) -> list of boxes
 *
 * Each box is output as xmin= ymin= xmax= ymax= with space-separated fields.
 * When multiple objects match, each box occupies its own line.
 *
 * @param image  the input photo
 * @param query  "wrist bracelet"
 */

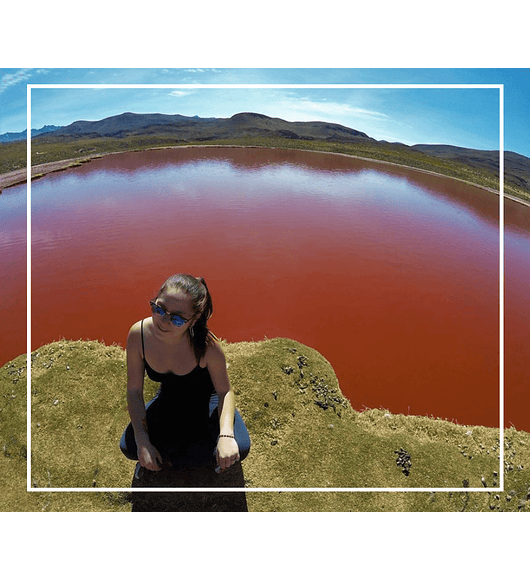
xmin=219 ymin=434 xmax=235 ymax=439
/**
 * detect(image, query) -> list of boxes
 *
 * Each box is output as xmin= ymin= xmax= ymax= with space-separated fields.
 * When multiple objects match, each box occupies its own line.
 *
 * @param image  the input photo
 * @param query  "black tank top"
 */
xmin=141 ymin=319 xmax=215 ymax=441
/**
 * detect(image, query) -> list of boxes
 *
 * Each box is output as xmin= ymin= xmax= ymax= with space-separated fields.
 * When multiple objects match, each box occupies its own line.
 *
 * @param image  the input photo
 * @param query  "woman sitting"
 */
xmin=120 ymin=273 xmax=250 ymax=476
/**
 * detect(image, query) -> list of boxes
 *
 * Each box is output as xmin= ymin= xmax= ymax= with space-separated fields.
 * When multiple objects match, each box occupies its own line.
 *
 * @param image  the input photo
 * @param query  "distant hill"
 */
xmin=0 ymin=125 xmax=63 ymax=143
xmin=411 ymin=144 xmax=530 ymax=193
xmin=2 ymin=112 xmax=529 ymax=199
xmin=33 ymin=111 xmax=530 ymax=194
xmin=40 ymin=111 xmax=375 ymax=144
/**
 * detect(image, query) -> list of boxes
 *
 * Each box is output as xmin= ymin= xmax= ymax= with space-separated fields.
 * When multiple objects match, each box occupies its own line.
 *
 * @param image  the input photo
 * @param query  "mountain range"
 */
xmin=0 ymin=125 xmax=63 ymax=142
xmin=2 ymin=112 xmax=529 ymax=192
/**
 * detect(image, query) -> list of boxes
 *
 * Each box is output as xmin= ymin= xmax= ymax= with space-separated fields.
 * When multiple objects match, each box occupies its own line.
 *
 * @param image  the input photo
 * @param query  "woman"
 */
xmin=119 ymin=273 xmax=250 ymax=476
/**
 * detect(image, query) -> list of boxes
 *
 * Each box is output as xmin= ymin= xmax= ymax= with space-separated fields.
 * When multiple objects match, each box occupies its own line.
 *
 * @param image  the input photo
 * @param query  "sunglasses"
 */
xmin=150 ymin=300 xmax=191 ymax=328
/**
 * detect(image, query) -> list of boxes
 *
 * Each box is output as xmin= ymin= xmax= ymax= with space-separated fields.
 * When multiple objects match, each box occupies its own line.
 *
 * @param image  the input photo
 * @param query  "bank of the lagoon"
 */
xmin=1 ymin=339 xmax=528 ymax=512
xmin=2 ymin=141 xmax=528 ymax=207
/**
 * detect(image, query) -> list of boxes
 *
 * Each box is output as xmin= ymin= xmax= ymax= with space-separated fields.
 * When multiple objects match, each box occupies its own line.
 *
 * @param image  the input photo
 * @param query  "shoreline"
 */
xmin=2 ymin=335 xmax=520 ymax=433
xmin=1 ymin=144 xmax=529 ymax=208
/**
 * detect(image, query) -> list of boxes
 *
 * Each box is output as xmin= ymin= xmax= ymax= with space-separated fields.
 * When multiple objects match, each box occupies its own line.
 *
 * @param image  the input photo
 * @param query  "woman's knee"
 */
xmin=119 ymin=424 xmax=138 ymax=461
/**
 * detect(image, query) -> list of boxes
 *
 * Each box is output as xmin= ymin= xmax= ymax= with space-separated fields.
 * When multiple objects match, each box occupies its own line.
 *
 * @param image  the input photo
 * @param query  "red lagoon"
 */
xmin=1 ymin=147 xmax=528 ymax=430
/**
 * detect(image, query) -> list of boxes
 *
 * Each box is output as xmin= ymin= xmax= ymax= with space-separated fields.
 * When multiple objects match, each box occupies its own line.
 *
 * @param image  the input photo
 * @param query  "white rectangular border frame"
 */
xmin=26 ymin=83 xmax=504 ymax=493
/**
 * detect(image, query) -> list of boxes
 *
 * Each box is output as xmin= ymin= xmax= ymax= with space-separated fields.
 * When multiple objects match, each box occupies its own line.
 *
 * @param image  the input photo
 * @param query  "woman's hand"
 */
xmin=138 ymin=441 xmax=163 ymax=471
xmin=216 ymin=436 xmax=240 ymax=473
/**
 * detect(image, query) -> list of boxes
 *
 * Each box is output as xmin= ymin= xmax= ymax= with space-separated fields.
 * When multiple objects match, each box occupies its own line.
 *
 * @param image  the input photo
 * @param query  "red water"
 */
xmin=1 ymin=146 xmax=527 ymax=430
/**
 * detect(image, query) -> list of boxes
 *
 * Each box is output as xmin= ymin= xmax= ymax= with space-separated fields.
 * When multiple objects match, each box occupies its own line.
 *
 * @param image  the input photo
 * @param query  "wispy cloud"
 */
xmin=183 ymin=69 xmax=221 ymax=74
xmin=0 ymin=68 xmax=32 ymax=94
xmin=169 ymin=89 xmax=196 ymax=97
xmin=271 ymin=95 xmax=390 ymax=125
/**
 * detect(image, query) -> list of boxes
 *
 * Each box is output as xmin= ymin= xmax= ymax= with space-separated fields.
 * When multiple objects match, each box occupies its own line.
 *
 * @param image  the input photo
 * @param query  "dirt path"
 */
xmin=0 ymin=156 xmax=103 ymax=191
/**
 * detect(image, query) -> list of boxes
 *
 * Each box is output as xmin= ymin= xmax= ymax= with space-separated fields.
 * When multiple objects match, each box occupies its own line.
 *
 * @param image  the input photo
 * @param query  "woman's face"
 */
xmin=152 ymin=288 xmax=196 ymax=339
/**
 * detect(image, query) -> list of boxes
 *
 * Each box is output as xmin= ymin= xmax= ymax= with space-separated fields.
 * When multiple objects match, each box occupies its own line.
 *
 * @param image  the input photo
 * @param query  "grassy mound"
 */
xmin=1 ymin=338 xmax=528 ymax=511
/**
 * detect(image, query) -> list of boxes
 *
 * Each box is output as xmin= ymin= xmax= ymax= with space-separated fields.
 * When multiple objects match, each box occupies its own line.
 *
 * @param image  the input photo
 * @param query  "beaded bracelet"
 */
xmin=218 ymin=434 xmax=235 ymax=438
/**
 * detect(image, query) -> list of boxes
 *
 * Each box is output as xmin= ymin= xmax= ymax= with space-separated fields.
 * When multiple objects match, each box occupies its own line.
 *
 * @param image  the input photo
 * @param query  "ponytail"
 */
xmin=190 ymin=276 xmax=214 ymax=362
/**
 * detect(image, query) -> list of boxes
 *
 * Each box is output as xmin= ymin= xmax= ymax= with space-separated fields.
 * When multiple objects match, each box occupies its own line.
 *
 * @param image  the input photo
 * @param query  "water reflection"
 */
xmin=1 ymin=147 xmax=528 ymax=430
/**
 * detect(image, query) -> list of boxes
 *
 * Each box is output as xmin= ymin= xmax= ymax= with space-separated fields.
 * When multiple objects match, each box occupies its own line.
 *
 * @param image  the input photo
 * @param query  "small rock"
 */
xmin=53 ymin=399 xmax=59 ymax=406
xmin=297 ymin=356 xmax=308 ymax=368
xmin=394 ymin=448 xmax=412 ymax=476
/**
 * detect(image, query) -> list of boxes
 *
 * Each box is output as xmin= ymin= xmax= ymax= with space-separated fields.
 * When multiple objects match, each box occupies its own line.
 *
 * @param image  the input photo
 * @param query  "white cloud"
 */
xmin=169 ymin=90 xmax=195 ymax=97
xmin=266 ymin=95 xmax=390 ymax=126
xmin=183 ymin=69 xmax=221 ymax=74
xmin=0 ymin=68 xmax=32 ymax=94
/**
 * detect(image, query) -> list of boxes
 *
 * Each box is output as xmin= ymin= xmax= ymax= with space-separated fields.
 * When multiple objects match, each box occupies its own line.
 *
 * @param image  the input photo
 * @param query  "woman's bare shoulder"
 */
xmin=204 ymin=336 xmax=226 ymax=365
xmin=127 ymin=319 xmax=147 ymax=349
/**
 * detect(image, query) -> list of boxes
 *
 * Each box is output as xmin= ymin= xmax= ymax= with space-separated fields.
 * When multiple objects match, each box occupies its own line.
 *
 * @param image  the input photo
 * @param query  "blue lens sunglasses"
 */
xmin=150 ymin=300 xmax=192 ymax=328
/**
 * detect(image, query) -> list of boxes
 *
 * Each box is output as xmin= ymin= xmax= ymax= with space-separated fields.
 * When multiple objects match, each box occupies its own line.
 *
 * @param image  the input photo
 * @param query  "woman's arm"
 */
xmin=206 ymin=340 xmax=240 ymax=471
xmin=126 ymin=322 xmax=162 ymax=471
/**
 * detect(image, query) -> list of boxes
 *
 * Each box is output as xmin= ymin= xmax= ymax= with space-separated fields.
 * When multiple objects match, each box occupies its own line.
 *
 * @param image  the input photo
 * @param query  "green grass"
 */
xmin=1 ymin=338 xmax=528 ymax=512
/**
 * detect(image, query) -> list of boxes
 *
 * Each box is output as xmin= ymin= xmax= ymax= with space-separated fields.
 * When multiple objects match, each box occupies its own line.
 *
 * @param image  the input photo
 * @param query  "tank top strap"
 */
xmin=141 ymin=319 xmax=146 ymax=360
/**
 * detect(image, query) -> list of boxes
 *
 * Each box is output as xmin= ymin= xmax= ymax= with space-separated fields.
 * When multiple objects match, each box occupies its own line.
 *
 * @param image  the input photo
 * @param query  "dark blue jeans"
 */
xmin=119 ymin=393 xmax=250 ymax=467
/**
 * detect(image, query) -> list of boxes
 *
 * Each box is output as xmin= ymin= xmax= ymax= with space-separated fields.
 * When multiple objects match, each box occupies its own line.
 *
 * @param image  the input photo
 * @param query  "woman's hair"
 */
xmin=157 ymin=273 xmax=214 ymax=361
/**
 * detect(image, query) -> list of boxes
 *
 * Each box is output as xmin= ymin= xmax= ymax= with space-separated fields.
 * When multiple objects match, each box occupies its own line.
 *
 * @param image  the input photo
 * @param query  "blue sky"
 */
xmin=1 ymin=68 xmax=529 ymax=157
